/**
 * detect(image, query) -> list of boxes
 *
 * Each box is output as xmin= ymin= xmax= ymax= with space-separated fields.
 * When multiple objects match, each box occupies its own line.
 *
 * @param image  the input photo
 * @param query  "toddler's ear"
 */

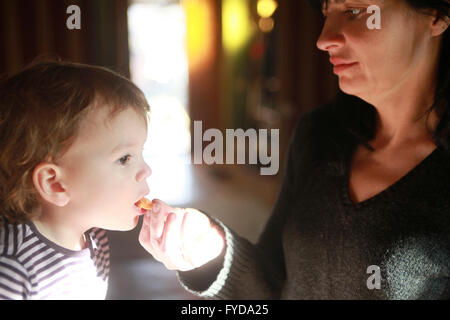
xmin=32 ymin=162 xmax=70 ymax=207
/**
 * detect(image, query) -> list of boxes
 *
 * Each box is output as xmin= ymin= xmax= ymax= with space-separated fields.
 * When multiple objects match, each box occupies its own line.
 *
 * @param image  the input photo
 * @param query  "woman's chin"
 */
xmin=338 ymin=78 xmax=367 ymax=97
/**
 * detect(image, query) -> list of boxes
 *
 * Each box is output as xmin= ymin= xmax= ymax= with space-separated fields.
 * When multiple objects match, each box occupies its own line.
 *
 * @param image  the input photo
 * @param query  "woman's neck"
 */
xmin=365 ymin=46 xmax=441 ymax=150
xmin=371 ymin=90 xmax=439 ymax=150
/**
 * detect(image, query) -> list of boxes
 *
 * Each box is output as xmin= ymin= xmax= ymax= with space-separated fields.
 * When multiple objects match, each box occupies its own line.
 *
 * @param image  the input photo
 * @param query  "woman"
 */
xmin=138 ymin=0 xmax=450 ymax=299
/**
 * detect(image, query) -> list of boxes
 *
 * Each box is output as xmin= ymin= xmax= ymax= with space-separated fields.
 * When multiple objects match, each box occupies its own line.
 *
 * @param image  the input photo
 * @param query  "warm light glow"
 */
xmin=128 ymin=3 xmax=194 ymax=206
xmin=145 ymin=95 xmax=191 ymax=157
xmin=182 ymin=0 xmax=214 ymax=70
xmin=258 ymin=17 xmax=274 ymax=33
xmin=222 ymin=0 xmax=252 ymax=53
xmin=257 ymin=0 xmax=278 ymax=18
xmin=181 ymin=209 xmax=224 ymax=268
xmin=143 ymin=95 xmax=193 ymax=205
xmin=128 ymin=4 xmax=188 ymax=85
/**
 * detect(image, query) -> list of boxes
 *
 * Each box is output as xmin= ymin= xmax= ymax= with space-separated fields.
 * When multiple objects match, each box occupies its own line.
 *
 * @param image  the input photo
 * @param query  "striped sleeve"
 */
xmin=0 ymin=255 xmax=30 ymax=300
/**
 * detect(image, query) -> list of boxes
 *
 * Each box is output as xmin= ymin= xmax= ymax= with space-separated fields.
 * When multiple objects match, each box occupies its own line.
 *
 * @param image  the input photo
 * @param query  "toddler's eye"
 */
xmin=118 ymin=155 xmax=131 ymax=165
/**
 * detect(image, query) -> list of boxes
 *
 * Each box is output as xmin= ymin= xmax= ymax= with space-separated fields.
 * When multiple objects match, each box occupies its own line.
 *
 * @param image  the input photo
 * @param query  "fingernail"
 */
xmin=152 ymin=203 xmax=160 ymax=213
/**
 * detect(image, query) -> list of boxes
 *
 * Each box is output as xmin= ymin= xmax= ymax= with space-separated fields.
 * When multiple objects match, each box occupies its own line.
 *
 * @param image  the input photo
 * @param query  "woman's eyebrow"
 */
xmin=327 ymin=0 xmax=346 ymax=4
xmin=323 ymin=0 xmax=381 ymax=11
xmin=322 ymin=0 xmax=345 ymax=11
xmin=326 ymin=0 xmax=381 ymax=6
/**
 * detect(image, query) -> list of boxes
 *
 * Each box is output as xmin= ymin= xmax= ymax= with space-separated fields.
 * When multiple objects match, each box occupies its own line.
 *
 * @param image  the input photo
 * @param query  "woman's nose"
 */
xmin=137 ymin=161 xmax=152 ymax=182
xmin=316 ymin=17 xmax=345 ymax=52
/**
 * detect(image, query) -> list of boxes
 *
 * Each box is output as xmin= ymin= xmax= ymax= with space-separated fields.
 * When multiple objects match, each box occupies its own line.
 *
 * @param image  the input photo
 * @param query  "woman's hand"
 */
xmin=138 ymin=199 xmax=225 ymax=271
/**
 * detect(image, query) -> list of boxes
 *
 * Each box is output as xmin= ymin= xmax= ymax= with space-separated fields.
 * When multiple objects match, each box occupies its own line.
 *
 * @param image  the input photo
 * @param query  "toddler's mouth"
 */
xmin=133 ymin=204 xmax=147 ymax=215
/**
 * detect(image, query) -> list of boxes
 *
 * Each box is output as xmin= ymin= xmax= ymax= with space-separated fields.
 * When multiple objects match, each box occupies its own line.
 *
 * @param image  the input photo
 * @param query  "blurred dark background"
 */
xmin=0 ymin=0 xmax=338 ymax=299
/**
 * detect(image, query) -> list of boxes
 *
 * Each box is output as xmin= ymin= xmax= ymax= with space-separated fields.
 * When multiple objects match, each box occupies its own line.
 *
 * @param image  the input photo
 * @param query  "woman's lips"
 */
xmin=329 ymin=57 xmax=358 ymax=74
xmin=333 ymin=62 xmax=358 ymax=74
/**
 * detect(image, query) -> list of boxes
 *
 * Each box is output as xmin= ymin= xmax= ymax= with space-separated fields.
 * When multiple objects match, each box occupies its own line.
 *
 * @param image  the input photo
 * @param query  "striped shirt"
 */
xmin=0 ymin=219 xmax=110 ymax=300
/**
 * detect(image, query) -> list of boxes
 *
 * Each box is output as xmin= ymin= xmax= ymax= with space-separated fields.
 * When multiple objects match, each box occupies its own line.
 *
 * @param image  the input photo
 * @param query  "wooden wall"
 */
xmin=0 ymin=0 xmax=130 ymax=77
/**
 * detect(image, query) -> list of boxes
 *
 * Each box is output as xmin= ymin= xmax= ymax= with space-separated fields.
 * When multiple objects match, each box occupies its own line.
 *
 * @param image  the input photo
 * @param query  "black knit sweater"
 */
xmin=178 ymin=101 xmax=450 ymax=299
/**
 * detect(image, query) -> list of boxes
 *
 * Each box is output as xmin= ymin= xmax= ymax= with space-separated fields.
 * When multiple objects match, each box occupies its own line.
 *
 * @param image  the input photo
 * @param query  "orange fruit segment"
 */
xmin=136 ymin=197 xmax=152 ymax=210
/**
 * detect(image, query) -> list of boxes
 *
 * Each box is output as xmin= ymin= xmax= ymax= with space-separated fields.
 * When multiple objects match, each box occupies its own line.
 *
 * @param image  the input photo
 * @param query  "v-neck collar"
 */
xmin=340 ymin=146 xmax=441 ymax=210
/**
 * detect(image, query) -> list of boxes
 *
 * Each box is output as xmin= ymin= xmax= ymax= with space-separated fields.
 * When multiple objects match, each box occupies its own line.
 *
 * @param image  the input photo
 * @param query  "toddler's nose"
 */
xmin=137 ymin=162 xmax=152 ymax=182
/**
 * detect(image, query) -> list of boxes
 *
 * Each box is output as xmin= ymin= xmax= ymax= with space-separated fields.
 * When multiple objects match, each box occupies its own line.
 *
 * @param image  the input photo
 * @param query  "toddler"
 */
xmin=0 ymin=61 xmax=151 ymax=299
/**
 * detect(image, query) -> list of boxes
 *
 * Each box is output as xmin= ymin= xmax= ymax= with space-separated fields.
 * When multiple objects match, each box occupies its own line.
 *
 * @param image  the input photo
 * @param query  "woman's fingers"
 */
xmin=139 ymin=213 xmax=156 ymax=254
xmin=140 ymin=207 xmax=190 ymax=270
xmin=138 ymin=200 xmax=226 ymax=271
xmin=149 ymin=199 xmax=171 ymax=239
xmin=180 ymin=210 xmax=225 ymax=267
xmin=163 ymin=212 xmax=194 ymax=271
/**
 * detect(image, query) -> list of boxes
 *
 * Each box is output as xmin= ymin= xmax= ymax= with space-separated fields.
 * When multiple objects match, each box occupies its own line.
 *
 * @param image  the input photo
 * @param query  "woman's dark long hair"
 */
xmin=308 ymin=0 xmax=450 ymax=153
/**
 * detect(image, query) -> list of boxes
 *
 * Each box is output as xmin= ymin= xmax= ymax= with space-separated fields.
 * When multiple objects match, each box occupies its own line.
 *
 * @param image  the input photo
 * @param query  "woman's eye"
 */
xmin=345 ymin=8 xmax=362 ymax=16
xmin=118 ymin=155 xmax=131 ymax=165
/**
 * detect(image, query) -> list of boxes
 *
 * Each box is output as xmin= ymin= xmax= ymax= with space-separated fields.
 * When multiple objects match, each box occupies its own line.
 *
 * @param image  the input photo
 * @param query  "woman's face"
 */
xmin=316 ymin=0 xmax=437 ymax=101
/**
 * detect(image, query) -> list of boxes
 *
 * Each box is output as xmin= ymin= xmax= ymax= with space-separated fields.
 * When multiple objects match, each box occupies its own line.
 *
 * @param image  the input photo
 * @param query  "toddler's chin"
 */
xmin=103 ymin=216 xmax=141 ymax=232
xmin=130 ymin=215 xmax=141 ymax=230
xmin=120 ymin=216 xmax=140 ymax=231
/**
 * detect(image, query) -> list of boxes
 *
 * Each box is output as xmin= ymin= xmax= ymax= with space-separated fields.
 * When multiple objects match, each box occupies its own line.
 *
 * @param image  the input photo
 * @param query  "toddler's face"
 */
xmin=57 ymin=105 xmax=151 ymax=231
